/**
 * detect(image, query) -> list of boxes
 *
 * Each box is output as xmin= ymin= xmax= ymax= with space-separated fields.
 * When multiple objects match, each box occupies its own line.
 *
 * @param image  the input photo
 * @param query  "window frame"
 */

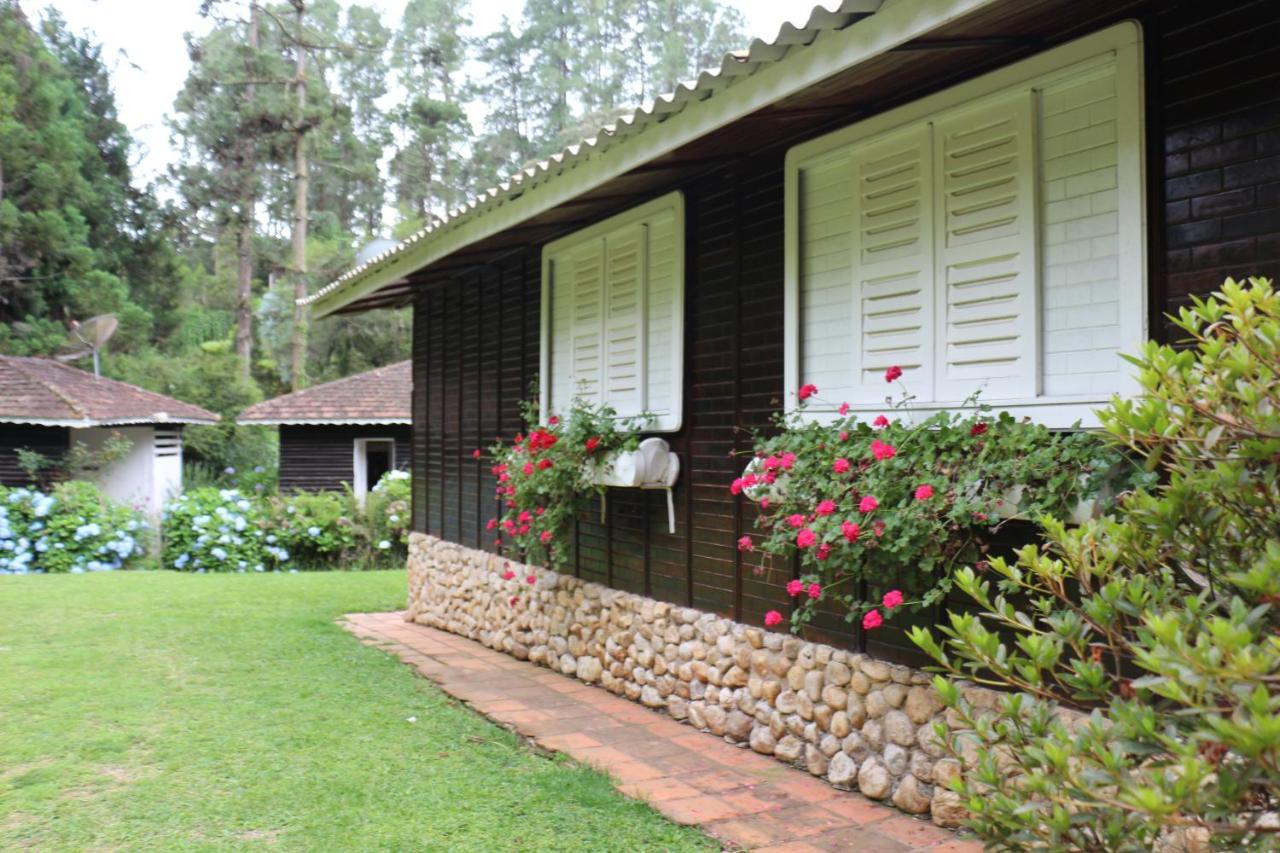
xmin=539 ymin=190 xmax=686 ymax=432
xmin=783 ymin=22 xmax=1146 ymax=428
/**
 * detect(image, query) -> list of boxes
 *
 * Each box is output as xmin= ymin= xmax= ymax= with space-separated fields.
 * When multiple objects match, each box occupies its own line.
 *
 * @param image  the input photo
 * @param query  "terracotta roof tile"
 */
xmin=0 ymin=356 xmax=219 ymax=426
xmin=237 ymin=361 xmax=411 ymax=425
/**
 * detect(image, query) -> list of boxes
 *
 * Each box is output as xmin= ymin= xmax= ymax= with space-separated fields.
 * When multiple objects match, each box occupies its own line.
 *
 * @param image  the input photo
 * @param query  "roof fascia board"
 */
xmin=235 ymin=417 xmax=413 ymax=426
xmin=311 ymin=0 xmax=1001 ymax=318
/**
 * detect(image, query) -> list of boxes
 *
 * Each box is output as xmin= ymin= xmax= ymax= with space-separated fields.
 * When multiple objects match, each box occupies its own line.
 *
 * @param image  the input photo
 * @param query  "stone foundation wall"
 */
xmin=406 ymin=532 xmax=984 ymax=826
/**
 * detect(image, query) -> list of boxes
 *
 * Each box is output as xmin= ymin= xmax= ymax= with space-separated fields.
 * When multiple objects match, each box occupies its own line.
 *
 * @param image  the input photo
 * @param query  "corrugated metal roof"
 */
xmin=304 ymin=0 xmax=885 ymax=313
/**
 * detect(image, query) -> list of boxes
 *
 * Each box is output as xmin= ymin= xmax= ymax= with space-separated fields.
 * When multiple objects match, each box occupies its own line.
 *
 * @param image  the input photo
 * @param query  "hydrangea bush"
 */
xmin=485 ymin=399 xmax=649 ymax=577
xmin=0 ymin=481 xmax=147 ymax=574
xmin=162 ymin=487 xmax=285 ymax=573
xmin=909 ymin=278 xmax=1280 ymax=848
xmin=738 ymin=377 xmax=1147 ymax=633
xmin=365 ymin=470 xmax=411 ymax=558
xmin=268 ymin=490 xmax=360 ymax=567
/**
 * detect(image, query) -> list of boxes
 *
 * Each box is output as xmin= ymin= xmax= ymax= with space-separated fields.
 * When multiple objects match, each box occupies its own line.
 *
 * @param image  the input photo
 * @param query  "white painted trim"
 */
xmin=0 ymin=416 xmax=214 ymax=428
xmin=540 ymin=191 xmax=686 ymax=433
xmin=311 ymin=0 xmax=1004 ymax=318
xmin=801 ymin=395 xmax=1114 ymax=429
xmin=236 ymin=418 xmax=412 ymax=427
xmin=783 ymin=21 xmax=1145 ymax=421
xmin=352 ymin=437 xmax=397 ymax=505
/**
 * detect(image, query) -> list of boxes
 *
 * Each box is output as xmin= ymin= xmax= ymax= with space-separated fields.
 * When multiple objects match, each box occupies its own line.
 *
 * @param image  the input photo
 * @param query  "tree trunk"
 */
xmin=289 ymin=0 xmax=310 ymax=392
xmin=234 ymin=3 xmax=260 ymax=380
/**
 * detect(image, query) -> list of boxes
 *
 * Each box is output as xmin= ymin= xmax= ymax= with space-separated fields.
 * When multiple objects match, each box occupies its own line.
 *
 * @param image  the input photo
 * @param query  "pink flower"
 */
xmin=763 ymin=455 xmax=780 ymax=471
xmin=730 ymin=478 xmax=745 ymax=495
xmin=780 ymin=452 xmax=796 ymax=471
xmin=525 ymin=574 xmax=537 ymax=585
xmin=807 ymin=583 xmax=822 ymax=599
xmin=742 ymin=473 xmax=758 ymax=487
xmin=764 ymin=610 xmax=784 ymax=628
xmin=522 ymin=462 xmax=534 ymax=475
xmin=798 ymin=383 xmax=818 ymax=401
xmin=914 ymin=484 xmax=934 ymax=501
xmin=737 ymin=535 xmax=754 ymax=552
xmin=816 ymin=543 xmax=831 ymax=561
xmin=833 ymin=458 xmax=851 ymax=474
xmin=838 ymin=402 xmax=850 ymax=416
xmin=859 ymin=495 xmax=879 ymax=513
xmin=870 ymin=439 xmax=896 ymax=461
xmin=472 ymin=448 xmax=482 ymax=459
xmin=502 ymin=570 xmax=516 ymax=580
xmin=872 ymin=415 xmax=889 ymax=429
xmin=585 ymin=436 xmax=600 ymax=452
xmin=838 ymin=431 xmax=849 ymax=442
xmin=796 ymin=528 xmax=817 ymax=548
xmin=486 ymin=518 xmax=497 ymax=531
xmin=970 ymin=422 xmax=988 ymax=437
xmin=872 ymin=519 xmax=886 ymax=537
xmin=787 ymin=513 xmax=807 ymax=529
xmin=883 ymin=589 xmax=904 ymax=609
xmin=786 ymin=579 xmax=804 ymax=597
xmin=518 ymin=510 xmax=532 ymax=523
xmin=841 ymin=520 xmax=860 ymax=543
xmin=862 ymin=609 xmax=884 ymax=630
xmin=885 ymin=365 xmax=902 ymax=383
xmin=815 ymin=499 xmax=836 ymax=516
xmin=548 ymin=415 xmax=560 ymax=426
xmin=760 ymin=498 xmax=770 ymax=510
xmin=538 ymin=458 xmax=552 ymax=470
xmin=539 ymin=530 xmax=553 ymax=544
xmin=509 ymin=595 xmax=519 ymax=606
xmin=518 ymin=524 xmax=530 ymax=535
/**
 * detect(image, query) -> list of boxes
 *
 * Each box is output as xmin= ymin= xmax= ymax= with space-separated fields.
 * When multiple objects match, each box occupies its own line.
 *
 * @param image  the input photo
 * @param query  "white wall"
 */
xmin=75 ymin=425 xmax=183 ymax=521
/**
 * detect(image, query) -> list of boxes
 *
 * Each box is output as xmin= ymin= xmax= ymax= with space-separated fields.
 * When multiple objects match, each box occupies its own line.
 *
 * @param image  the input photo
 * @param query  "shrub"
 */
xmin=740 ymin=383 xmax=1145 ymax=632
xmin=909 ymin=278 xmax=1280 ymax=848
xmin=365 ymin=470 xmax=411 ymax=559
xmin=267 ymin=490 xmax=360 ymax=568
xmin=0 ymin=481 xmax=147 ymax=574
xmin=486 ymin=399 xmax=649 ymax=573
xmin=162 ymin=487 xmax=286 ymax=573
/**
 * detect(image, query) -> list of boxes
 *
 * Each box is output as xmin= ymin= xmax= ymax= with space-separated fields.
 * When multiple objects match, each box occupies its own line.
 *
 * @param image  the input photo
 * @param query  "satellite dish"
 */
xmin=55 ymin=314 xmax=118 ymax=376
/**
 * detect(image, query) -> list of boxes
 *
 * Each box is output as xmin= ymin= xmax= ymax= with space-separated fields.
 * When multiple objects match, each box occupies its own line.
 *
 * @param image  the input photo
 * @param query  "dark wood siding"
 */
xmin=408 ymin=0 xmax=1279 ymax=661
xmin=1149 ymin=0 xmax=1280 ymax=339
xmin=278 ymin=425 xmax=411 ymax=493
xmin=0 ymin=425 xmax=69 ymax=487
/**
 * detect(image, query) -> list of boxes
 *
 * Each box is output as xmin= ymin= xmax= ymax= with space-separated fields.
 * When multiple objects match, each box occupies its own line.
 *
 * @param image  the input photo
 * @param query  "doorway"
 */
xmin=353 ymin=438 xmax=396 ymax=504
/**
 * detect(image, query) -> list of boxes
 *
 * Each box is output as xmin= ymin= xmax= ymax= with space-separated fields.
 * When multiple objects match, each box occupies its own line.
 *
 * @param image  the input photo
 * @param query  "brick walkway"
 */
xmin=343 ymin=612 xmax=980 ymax=853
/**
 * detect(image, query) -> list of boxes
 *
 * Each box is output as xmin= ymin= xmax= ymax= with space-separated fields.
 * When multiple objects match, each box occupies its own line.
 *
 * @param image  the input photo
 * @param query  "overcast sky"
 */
xmin=23 ymin=0 xmax=798 ymax=189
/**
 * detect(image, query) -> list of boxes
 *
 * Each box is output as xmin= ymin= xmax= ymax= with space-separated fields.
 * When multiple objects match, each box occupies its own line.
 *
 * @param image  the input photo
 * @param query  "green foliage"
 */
xmin=162 ymin=487 xmax=282 ymax=573
xmin=365 ymin=470 xmax=411 ymax=558
xmin=742 ymin=384 xmax=1144 ymax=632
xmin=267 ymin=489 xmax=361 ymax=567
xmin=488 ymin=399 xmax=649 ymax=572
xmin=0 ymin=481 xmax=147 ymax=574
xmin=910 ymin=278 xmax=1280 ymax=849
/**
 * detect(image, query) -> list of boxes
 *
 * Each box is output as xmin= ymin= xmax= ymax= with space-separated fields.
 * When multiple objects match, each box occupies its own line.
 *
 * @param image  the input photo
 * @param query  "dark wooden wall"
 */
xmin=0 ymin=425 xmax=69 ymax=487
xmin=278 ymin=425 xmax=411 ymax=493
xmin=408 ymin=1 xmax=1280 ymax=661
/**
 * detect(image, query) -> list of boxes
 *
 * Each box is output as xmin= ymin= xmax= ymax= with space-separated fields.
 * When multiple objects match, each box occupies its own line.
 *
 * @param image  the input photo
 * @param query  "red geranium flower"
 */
xmin=882 ymin=589 xmax=904 ymax=609
xmin=807 ymin=582 xmax=822 ymax=599
xmin=814 ymin=499 xmax=836 ymax=516
xmin=787 ymin=513 xmax=807 ymax=528
xmin=796 ymin=528 xmax=817 ymax=548
xmin=870 ymin=439 xmax=896 ymax=461
xmin=833 ymin=458 xmax=851 ymax=474
xmin=838 ymin=402 xmax=850 ymax=416
xmin=585 ymin=436 xmax=600 ymax=453
xmin=841 ymin=520 xmax=860 ymax=543
xmin=872 ymin=415 xmax=890 ymax=429
xmin=798 ymin=383 xmax=818 ymax=401
xmin=472 ymin=448 xmax=482 ymax=459
xmin=914 ymin=484 xmax=934 ymax=500
xmin=862 ymin=609 xmax=883 ymax=629
xmin=737 ymin=535 xmax=753 ymax=552
xmin=970 ymin=422 xmax=988 ymax=437
xmin=859 ymin=495 xmax=879 ymax=513
xmin=786 ymin=579 xmax=804 ymax=597
xmin=885 ymin=365 xmax=902 ymax=383
xmin=764 ymin=610 xmax=783 ymax=627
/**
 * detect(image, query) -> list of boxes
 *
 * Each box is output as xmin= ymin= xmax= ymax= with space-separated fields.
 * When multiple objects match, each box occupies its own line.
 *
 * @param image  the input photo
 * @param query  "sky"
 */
xmin=23 ymin=0 xmax=799 ymax=190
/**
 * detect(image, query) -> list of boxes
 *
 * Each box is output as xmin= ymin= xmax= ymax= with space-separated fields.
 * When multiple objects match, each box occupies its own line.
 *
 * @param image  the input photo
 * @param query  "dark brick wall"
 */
xmin=1154 ymin=0 xmax=1280 ymax=338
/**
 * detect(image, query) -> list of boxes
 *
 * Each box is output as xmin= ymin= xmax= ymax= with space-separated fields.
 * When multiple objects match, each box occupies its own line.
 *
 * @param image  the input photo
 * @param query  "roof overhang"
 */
xmin=235 ymin=418 xmax=413 ymax=427
xmin=0 ymin=416 xmax=215 ymax=428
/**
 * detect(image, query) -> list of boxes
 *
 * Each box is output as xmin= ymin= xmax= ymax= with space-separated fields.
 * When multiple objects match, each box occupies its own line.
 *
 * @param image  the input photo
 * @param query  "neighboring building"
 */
xmin=306 ymin=0 xmax=1279 ymax=660
xmin=236 ymin=361 xmax=411 ymax=499
xmin=0 ymin=356 xmax=218 ymax=517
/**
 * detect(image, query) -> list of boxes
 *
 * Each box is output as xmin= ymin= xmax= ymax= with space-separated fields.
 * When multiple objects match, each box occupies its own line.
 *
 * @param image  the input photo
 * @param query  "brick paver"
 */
xmin=343 ymin=612 xmax=982 ymax=852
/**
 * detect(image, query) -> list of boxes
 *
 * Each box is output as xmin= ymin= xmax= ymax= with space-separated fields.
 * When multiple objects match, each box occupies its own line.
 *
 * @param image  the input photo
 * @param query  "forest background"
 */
xmin=0 ymin=0 xmax=749 ymax=476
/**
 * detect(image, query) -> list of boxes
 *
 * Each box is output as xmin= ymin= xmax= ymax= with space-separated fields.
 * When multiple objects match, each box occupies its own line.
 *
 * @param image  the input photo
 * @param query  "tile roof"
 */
xmin=0 ymin=356 xmax=219 ymax=426
xmin=236 ymin=361 xmax=411 ymax=425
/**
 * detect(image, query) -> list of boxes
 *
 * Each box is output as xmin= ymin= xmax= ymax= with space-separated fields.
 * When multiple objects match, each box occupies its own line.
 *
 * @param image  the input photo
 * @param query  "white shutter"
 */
xmin=797 ymin=154 xmax=856 ymax=404
xmin=849 ymin=124 xmax=935 ymax=402
xmin=567 ymin=241 xmax=605 ymax=405
xmin=934 ymin=91 xmax=1039 ymax=400
xmin=644 ymin=211 xmax=679 ymax=426
xmin=603 ymin=223 xmax=646 ymax=416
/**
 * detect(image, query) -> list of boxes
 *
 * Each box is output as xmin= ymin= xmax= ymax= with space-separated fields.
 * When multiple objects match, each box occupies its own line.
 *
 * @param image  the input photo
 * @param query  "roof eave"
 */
xmin=235 ymin=417 xmax=413 ymax=427
xmin=310 ymin=0 xmax=1004 ymax=318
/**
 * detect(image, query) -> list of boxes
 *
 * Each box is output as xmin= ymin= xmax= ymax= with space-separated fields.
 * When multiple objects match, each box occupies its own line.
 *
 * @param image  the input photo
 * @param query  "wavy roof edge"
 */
xmin=306 ymin=0 xmax=1006 ymax=317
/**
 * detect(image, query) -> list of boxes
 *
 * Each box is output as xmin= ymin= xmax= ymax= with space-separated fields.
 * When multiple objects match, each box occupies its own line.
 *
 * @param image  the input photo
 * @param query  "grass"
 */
xmin=0 ymin=571 xmax=711 ymax=851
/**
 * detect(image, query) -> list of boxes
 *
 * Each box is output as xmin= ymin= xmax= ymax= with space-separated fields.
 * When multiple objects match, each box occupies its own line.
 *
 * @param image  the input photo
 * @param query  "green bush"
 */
xmin=910 ymin=278 xmax=1280 ymax=848
xmin=0 ymin=481 xmax=147 ymax=573
xmin=267 ymin=490 xmax=360 ymax=568
xmin=365 ymin=470 xmax=411 ymax=559
xmin=162 ymin=487 xmax=285 ymax=573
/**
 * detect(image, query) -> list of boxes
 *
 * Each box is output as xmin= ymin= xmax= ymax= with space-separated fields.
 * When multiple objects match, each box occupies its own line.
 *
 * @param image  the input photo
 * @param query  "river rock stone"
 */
xmin=725 ymin=709 xmax=753 ymax=740
xmin=884 ymin=710 xmax=916 ymax=746
xmin=749 ymin=726 xmax=776 ymax=755
xmin=827 ymin=751 xmax=857 ymax=787
xmin=857 ymin=757 xmax=891 ymax=799
xmin=906 ymin=685 xmax=945 ymax=724
xmin=775 ymin=734 xmax=804 ymax=763
xmin=892 ymin=774 xmax=932 ymax=814
xmin=805 ymin=744 xmax=829 ymax=776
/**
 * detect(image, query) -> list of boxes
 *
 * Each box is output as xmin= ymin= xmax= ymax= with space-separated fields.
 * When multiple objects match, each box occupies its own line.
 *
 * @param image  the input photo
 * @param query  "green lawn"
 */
xmin=0 ymin=571 xmax=710 ymax=851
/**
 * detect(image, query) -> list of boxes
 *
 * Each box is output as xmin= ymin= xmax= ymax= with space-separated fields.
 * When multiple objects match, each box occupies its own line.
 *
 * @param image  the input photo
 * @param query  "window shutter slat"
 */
xmin=644 ymin=212 xmax=678 ymax=426
xmin=603 ymin=223 xmax=646 ymax=416
xmin=934 ymin=91 xmax=1039 ymax=400
xmin=798 ymin=156 xmax=856 ymax=404
xmin=849 ymin=125 xmax=935 ymax=402
xmin=569 ymin=241 xmax=604 ymax=405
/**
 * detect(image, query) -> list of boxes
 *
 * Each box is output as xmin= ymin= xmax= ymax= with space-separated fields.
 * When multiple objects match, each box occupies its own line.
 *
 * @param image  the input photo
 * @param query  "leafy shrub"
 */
xmin=365 ymin=470 xmax=411 ymax=558
xmin=739 ymin=383 xmax=1145 ymax=632
xmin=909 ymin=278 xmax=1280 ymax=848
xmin=487 ymin=399 xmax=649 ymax=573
xmin=267 ymin=490 xmax=360 ymax=568
xmin=162 ymin=487 xmax=286 ymax=573
xmin=0 ymin=481 xmax=147 ymax=574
